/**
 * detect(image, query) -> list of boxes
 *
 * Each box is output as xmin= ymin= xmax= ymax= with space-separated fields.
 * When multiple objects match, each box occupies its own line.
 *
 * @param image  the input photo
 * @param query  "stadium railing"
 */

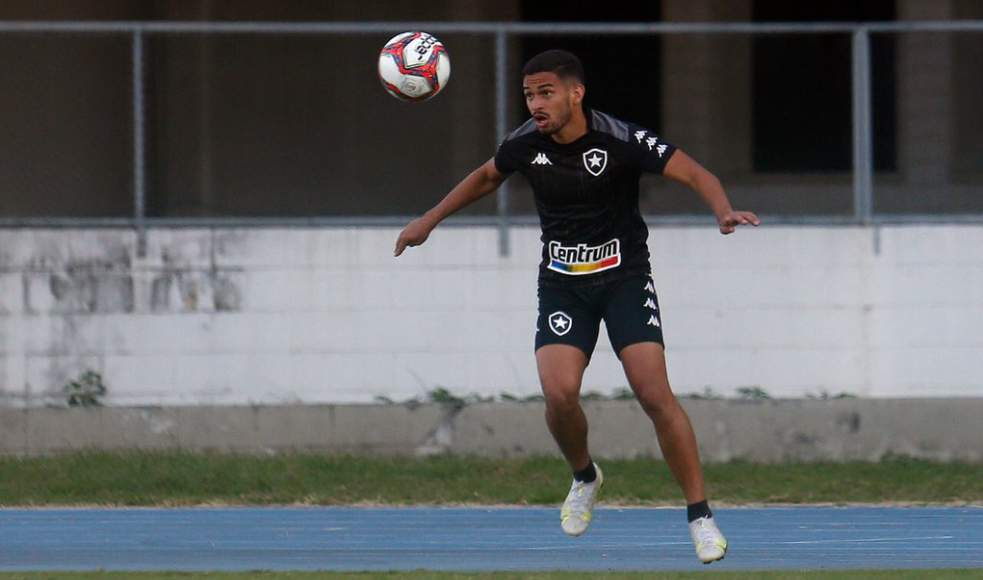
xmin=0 ymin=20 xmax=980 ymax=257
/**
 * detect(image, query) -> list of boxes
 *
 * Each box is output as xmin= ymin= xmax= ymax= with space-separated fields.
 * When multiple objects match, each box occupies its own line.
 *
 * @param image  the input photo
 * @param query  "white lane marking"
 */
xmin=783 ymin=535 xmax=955 ymax=544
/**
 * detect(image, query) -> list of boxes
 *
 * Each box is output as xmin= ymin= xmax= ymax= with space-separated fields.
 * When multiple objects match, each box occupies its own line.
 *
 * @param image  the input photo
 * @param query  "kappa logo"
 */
xmin=634 ymin=130 xmax=648 ymax=143
xmin=645 ymin=280 xmax=656 ymax=294
xmin=645 ymin=136 xmax=668 ymax=157
xmin=532 ymin=152 xmax=553 ymax=166
xmin=548 ymin=311 xmax=573 ymax=336
xmin=582 ymin=148 xmax=608 ymax=176
xmin=644 ymin=297 xmax=658 ymax=310
xmin=647 ymin=314 xmax=662 ymax=328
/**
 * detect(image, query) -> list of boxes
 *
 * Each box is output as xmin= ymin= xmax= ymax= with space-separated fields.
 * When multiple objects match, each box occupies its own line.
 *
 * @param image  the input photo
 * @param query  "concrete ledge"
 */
xmin=1 ymin=399 xmax=982 ymax=462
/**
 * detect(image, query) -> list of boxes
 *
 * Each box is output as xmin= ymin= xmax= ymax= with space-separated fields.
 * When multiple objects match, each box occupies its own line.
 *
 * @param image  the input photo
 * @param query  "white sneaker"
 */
xmin=689 ymin=515 xmax=728 ymax=564
xmin=560 ymin=463 xmax=603 ymax=537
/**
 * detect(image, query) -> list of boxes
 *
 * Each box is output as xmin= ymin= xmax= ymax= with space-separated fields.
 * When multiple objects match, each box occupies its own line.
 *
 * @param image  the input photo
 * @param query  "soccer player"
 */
xmin=395 ymin=49 xmax=758 ymax=564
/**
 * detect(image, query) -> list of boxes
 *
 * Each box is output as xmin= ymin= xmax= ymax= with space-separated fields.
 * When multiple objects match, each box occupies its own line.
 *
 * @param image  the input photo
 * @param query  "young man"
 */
xmin=395 ymin=50 xmax=758 ymax=564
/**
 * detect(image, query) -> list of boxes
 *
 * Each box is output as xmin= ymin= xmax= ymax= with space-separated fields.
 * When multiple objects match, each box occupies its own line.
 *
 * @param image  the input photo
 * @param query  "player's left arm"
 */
xmin=663 ymin=150 xmax=760 ymax=235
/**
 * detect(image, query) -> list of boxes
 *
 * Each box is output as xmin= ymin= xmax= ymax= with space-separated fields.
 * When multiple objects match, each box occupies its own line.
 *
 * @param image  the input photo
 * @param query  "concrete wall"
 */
xmin=1 ymin=225 xmax=982 ymax=407
xmin=3 ymin=399 xmax=982 ymax=462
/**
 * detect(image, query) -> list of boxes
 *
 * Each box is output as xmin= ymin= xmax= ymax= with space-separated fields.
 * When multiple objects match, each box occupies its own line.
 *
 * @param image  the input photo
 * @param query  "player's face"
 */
xmin=523 ymin=72 xmax=583 ymax=136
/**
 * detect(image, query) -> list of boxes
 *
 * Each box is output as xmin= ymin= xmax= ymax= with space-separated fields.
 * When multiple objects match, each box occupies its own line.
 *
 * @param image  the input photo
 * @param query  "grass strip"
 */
xmin=1 ymin=452 xmax=981 ymax=507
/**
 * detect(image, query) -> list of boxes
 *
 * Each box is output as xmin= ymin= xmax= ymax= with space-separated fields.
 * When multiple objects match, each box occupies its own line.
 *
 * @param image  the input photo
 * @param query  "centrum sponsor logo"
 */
xmin=547 ymin=239 xmax=622 ymax=275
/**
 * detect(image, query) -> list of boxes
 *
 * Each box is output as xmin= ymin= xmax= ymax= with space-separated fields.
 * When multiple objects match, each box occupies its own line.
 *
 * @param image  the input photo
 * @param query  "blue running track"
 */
xmin=1 ymin=507 xmax=981 ymax=571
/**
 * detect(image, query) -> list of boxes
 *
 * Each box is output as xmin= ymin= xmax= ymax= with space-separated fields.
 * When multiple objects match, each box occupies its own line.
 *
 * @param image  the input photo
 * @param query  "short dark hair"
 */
xmin=522 ymin=49 xmax=585 ymax=84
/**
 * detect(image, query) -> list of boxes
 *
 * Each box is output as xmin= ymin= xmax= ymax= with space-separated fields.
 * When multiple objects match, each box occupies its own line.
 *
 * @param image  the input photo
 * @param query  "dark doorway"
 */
xmin=519 ymin=2 xmax=662 ymax=131
xmin=752 ymin=1 xmax=896 ymax=172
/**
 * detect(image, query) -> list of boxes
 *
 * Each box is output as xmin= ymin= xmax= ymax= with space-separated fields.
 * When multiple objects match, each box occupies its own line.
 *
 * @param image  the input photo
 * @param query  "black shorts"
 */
xmin=535 ymin=274 xmax=664 ymax=360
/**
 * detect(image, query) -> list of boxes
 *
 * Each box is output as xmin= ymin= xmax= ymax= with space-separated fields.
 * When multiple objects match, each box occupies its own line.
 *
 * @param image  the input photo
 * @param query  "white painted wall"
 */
xmin=1 ymin=225 xmax=981 ymax=406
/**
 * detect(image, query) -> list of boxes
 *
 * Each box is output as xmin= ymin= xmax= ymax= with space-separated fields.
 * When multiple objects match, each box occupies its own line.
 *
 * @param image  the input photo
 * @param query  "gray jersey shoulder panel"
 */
xmin=503 ymin=118 xmax=538 ymax=143
xmin=590 ymin=110 xmax=630 ymax=142
xmin=504 ymin=111 xmax=629 ymax=144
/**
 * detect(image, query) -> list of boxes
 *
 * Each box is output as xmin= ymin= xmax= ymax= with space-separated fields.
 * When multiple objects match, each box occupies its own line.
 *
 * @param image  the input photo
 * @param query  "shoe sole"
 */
xmin=700 ymin=549 xmax=727 ymax=564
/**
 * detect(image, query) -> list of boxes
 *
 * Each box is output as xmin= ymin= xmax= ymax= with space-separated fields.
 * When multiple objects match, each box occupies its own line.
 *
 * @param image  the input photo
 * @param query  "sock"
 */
xmin=572 ymin=460 xmax=597 ymax=484
xmin=687 ymin=499 xmax=712 ymax=523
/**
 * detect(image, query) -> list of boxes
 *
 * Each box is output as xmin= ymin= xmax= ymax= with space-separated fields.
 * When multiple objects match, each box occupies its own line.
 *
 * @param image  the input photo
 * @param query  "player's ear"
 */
xmin=570 ymin=82 xmax=585 ymax=105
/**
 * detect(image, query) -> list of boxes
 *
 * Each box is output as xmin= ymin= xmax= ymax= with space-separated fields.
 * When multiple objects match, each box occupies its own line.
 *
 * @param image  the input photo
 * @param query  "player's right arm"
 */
xmin=394 ymin=157 xmax=508 ymax=256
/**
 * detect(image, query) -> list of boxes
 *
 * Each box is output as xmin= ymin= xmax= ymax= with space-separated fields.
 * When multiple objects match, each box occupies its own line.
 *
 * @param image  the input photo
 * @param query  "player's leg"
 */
xmin=536 ymin=344 xmax=591 ymax=470
xmin=603 ymin=276 xmax=727 ymax=563
xmin=622 ymin=345 xmax=727 ymax=564
xmin=535 ymin=287 xmax=603 ymax=536
xmin=620 ymin=342 xmax=706 ymax=503
xmin=537 ymin=344 xmax=604 ymax=537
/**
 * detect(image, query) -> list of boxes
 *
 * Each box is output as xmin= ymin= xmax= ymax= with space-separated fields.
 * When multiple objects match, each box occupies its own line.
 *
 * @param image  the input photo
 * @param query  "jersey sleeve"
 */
xmin=627 ymin=125 xmax=677 ymax=175
xmin=494 ymin=138 xmax=523 ymax=175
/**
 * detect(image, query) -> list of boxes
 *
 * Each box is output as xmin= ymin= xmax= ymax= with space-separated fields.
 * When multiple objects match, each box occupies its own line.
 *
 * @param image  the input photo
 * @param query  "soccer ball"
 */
xmin=378 ymin=31 xmax=451 ymax=102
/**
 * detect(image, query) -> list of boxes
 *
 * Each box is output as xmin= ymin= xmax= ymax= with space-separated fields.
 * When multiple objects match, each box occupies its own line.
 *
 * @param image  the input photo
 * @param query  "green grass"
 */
xmin=0 ymin=452 xmax=981 ymax=507
xmin=1 ymin=571 xmax=982 ymax=580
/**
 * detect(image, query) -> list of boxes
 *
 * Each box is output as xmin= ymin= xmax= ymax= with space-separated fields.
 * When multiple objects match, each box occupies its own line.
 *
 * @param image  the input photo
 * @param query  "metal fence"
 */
xmin=0 ymin=20 xmax=981 ymax=256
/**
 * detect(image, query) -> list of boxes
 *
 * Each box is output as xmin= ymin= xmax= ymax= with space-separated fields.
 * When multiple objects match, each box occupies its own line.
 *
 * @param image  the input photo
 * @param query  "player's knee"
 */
xmin=633 ymin=383 xmax=677 ymax=416
xmin=540 ymin=378 xmax=581 ymax=414
xmin=546 ymin=393 xmax=581 ymax=416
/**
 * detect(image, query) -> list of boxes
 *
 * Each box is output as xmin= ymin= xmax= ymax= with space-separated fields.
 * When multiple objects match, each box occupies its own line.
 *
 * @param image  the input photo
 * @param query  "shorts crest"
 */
xmin=548 ymin=311 xmax=573 ymax=336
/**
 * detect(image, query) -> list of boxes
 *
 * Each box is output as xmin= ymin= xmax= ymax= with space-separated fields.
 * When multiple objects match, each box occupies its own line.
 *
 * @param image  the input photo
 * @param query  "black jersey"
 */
xmin=494 ymin=108 xmax=677 ymax=287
